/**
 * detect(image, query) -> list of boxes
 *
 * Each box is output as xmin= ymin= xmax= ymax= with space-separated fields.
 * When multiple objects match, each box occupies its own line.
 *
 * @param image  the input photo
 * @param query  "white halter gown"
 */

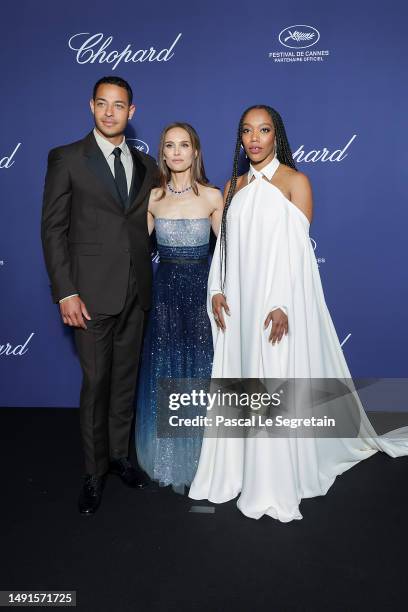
xmin=189 ymin=157 xmax=408 ymax=522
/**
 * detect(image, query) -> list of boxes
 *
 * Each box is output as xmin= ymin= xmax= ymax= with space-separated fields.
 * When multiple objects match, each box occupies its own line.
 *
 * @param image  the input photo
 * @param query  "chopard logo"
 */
xmin=279 ymin=25 xmax=320 ymax=49
xmin=68 ymin=32 xmax=182 ymax=71
xmin=340 ymin=334 xmax=352 ymax=347
xmin=0 ymin=332 xmax=35 ymax=357
xmin=126 ymin=138 xmax=150 ymax=154
xmin=293 ymin=135 xmax=357 ymax=163
xmin=0 ymin=143 xmax=21 ymax=169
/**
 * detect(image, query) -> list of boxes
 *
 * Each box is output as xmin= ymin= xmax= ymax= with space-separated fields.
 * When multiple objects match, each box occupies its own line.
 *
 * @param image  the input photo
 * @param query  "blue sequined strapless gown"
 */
xmin=135 ymin=218 xmax=213 ymax=491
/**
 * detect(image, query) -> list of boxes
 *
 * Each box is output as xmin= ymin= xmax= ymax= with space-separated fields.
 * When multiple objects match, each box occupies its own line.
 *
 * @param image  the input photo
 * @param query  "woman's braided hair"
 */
xmin=220 ymin=105 xmax=297 ymax=293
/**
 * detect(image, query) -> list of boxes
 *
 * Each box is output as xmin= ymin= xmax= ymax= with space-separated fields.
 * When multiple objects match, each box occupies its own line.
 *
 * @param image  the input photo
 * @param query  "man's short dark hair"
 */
xmin=93 ymin=76 xmax=133 ymax=105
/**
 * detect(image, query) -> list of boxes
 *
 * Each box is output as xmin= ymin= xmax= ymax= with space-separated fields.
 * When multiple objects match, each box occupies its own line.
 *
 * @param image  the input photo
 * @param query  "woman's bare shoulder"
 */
xmin=200 ymin=183 xmax=222 ymax=199
xmin=283 ymin=167 xmax=313 ymax=222
xmin=279 ymin=163 xmax=297 ymax=177
xmin=279 ymin=164 xmax=310 ymax=185
xmin=148 ymin=187 xmax=165 ymax=213
xmin=287 ymin=168 xmax=311 ymax=192
xmin=150 ymin=187 xmax=163 ymax=201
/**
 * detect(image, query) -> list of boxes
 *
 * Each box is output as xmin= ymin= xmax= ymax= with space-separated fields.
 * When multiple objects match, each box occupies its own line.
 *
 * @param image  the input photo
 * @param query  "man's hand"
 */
xmin=264 ymin=308 xmax=288 ymax=344
xmin=60 ymin=296 xmax=91 ymax=329
xmin=211 ymin=293 xmax=230 ymax=331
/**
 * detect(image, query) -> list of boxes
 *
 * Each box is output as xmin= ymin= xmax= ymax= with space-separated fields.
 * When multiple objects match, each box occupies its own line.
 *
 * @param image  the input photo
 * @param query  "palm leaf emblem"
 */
xmin=284 ymin=30 xmax=315 ymax=43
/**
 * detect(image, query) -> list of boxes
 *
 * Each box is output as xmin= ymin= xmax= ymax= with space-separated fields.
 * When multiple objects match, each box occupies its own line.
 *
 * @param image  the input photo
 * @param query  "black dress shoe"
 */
xmin=78 ymin=474 xmax=104 ymax=515
xmin=109 ymin=457 xmax=150 ymax=488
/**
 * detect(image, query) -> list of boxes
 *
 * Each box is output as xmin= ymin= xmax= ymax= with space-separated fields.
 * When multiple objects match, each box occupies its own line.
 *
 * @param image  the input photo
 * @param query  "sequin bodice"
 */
xmin=155 ymin=218 xmax=210 ymax=260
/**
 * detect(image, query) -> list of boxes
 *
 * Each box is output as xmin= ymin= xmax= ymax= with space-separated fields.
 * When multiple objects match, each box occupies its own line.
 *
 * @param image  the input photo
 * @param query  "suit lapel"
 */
xmin=82 ymin=132 xmax=154 ymax=213
xmin=127 ymin=147 xmax=152 ymax=211
xmin=126 ymin=156 xmax=141 ymax=208
xmin=82 ymin=132 xmax=123 ymax=211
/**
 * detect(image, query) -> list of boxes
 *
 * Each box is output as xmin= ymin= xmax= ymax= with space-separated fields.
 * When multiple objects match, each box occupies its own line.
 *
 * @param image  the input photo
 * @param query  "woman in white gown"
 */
xmin=188 ymin=105 xmax=408 ymax=522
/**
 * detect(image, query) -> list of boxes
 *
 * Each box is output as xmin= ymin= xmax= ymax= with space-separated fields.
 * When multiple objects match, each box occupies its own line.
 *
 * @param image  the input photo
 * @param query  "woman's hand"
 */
xmin=264 ymin=308 xmax=288 ymax=344
xmin=211 ymin=293 xmax=230 ymax=331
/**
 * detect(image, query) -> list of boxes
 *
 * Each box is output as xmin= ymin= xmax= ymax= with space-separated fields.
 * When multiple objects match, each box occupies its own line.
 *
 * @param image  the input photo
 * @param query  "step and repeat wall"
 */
xmin=1 ymin=0 xmax=407 ymax=406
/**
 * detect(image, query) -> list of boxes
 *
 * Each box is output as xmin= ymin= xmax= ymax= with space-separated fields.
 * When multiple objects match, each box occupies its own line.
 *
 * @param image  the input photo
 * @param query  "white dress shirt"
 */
xmin=93 ymin=128 xmax=133 ymax=193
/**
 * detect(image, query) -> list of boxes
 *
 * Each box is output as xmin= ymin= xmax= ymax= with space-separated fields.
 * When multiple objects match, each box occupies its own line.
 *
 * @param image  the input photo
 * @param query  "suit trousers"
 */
xmin=74 ymin=262 xmax=145 ymax=476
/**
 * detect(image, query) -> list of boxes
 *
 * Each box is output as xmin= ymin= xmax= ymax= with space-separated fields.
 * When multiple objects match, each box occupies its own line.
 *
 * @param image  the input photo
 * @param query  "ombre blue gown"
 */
xmin=135 ymin=218 xmax=213 ymax=492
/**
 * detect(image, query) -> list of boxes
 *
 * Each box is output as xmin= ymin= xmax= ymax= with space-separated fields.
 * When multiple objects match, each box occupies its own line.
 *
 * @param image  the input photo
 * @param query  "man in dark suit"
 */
xmin=41 ymin=76 xmax=157 ymax=514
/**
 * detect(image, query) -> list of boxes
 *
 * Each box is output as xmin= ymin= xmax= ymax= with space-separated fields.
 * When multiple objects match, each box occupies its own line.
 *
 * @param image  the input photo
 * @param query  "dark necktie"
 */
xmin=112 ymin=147 xmax=128 ymax=206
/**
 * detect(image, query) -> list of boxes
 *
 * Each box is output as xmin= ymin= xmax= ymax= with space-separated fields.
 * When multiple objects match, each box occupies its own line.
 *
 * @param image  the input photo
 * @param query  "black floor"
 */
xmin=1 ymin=408 xmax=408 ymax=612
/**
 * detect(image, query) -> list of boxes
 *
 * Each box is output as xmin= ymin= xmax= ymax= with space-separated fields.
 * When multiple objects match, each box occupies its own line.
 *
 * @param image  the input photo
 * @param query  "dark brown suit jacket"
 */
xmin=41 ymin=131 xmax=157 ymax=313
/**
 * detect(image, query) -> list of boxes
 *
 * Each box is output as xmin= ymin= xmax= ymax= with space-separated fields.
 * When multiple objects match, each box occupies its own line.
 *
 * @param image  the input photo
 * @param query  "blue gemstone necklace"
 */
xmin=167 ymin=182 xmax=193 ymax=195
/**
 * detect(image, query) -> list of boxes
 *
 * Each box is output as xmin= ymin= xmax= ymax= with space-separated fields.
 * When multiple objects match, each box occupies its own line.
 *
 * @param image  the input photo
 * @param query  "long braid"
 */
xmin=220 ymin=105 xmax=296 ymax=293
xmin=220 ymin=119 xmax=243 ymax=294
xmin=265 ymin=106 xmax=297 ymax=170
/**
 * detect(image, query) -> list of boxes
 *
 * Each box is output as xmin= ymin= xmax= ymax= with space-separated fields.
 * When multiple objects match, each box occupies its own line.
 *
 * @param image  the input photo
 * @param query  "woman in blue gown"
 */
xmin=135 ymin=122 xmax=223 ymax=492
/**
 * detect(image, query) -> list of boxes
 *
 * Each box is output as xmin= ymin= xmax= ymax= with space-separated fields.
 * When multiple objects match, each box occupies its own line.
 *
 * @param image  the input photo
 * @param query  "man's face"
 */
xmin=90 ymin=84 xmax=135 ymax=140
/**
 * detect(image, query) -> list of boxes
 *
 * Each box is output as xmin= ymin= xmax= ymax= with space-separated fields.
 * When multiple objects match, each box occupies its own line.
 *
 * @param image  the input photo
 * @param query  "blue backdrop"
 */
xmin=1 ymin=0 xmax=407 ymax=406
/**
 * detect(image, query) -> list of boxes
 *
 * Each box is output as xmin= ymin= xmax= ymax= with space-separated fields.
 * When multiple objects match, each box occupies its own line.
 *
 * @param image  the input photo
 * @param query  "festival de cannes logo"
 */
xmin=279 ymin=25 xmax=320 ymax=49
xmin=269 ymin=24 xmax=330 ymax=63
xmin=126 ymin=138 xmax=149 ymax=154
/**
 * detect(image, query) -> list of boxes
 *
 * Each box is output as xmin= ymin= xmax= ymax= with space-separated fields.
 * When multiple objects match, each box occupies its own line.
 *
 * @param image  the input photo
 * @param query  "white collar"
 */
xmin=248 ymin=156 xmax=280 ymax=183
xmin=93 ymin=128 xmax=129 ymax=159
